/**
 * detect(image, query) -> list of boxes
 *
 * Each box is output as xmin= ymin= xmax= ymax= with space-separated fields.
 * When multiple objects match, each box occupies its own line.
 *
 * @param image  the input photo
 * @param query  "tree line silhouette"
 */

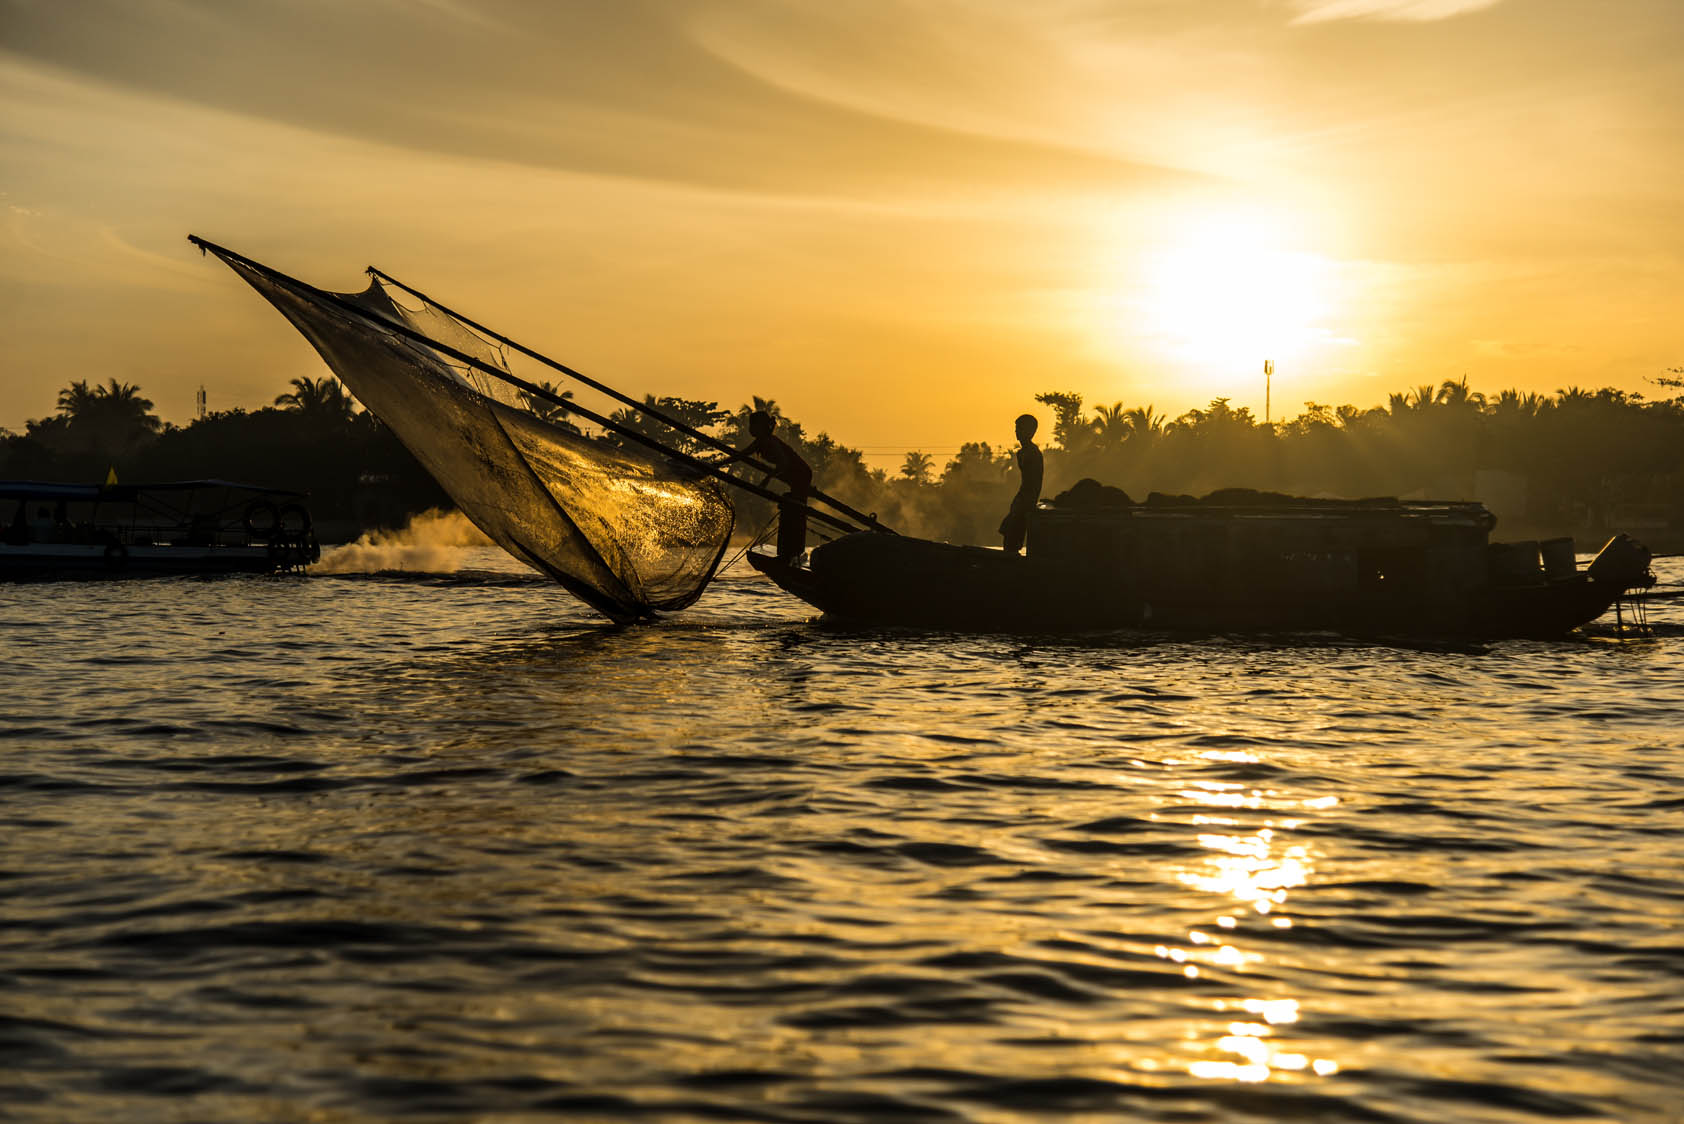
xmin=4 ymin=374 xmax=1680 ymax=547
xmin=1 ymin=377 xmax=449 ymax=532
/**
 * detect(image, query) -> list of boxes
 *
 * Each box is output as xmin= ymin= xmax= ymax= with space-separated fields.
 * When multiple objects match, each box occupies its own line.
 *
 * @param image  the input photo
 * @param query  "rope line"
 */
xmin=721 ymin=510 xmax=779 ymax=574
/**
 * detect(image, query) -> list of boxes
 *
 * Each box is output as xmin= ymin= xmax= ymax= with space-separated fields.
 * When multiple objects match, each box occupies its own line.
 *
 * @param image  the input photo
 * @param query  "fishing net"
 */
xmin=206 ymin=248 xmax=734 ymax=622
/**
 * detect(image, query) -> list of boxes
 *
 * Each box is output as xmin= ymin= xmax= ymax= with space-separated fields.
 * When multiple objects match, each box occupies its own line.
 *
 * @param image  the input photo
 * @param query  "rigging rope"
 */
xmin=720 ymin=509 xmax=780 ymax=575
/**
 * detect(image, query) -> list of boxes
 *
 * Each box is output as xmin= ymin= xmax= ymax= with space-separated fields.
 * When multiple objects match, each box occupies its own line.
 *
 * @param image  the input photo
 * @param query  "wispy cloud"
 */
xmin=1285 ymin=0 xmax=1507 ymax=24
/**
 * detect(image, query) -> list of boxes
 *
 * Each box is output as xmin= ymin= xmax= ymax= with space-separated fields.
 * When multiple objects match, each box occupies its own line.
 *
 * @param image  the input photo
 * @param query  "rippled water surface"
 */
xmin=4 ymin=552 xmax=1682 ymax=1123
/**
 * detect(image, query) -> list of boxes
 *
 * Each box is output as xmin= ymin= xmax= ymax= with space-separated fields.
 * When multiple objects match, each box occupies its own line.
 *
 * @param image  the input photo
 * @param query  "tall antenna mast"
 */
xmin=1264 ymin=359 xmax=1274 ymax=425
xmin=196 ymin=385 xmax=207 ymax=420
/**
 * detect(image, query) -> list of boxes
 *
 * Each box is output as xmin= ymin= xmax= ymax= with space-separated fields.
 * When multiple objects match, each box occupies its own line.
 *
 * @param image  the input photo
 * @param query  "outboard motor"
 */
xmin=1587 ymin=533 xmax=1654 ymax=591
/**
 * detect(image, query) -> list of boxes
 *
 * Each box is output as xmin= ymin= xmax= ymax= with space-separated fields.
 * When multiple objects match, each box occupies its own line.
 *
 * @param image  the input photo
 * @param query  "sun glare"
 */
xmin=1131 ymin=210 xmax=1337 ymax=392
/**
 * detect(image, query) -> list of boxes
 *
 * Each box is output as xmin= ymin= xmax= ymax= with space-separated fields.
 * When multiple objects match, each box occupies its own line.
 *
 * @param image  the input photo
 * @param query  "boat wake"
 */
xmin=312 ymin=509 xmax=491 ymax=575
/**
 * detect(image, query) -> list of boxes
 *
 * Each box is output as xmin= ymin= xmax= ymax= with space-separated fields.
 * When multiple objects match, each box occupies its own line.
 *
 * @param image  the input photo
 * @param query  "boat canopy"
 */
xmin=0 ymin=480 xmax=307 ymax=502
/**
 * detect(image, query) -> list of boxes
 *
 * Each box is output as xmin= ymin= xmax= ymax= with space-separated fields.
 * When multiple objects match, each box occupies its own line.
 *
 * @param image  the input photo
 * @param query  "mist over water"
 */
xmin=2 ymin=553 xmax=1681 ymax=1123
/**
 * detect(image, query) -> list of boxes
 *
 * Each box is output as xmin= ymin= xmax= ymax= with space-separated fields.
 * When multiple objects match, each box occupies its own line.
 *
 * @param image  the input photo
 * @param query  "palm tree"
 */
xmin=47 ymin=377 xmax=161 ymax=456
xmin=99 ymin=380 xmax=161 ymax=434
xmin=1491 ymin=389 xmax=1544 ymax=419
xmin=56 ymin=379 xmax=98 ymax=419
xmin=899 ymin=450 xmax=933 ymax=485
xmin=1386 ymin=384 xmax=1438 ymax=417
xmin=1123 ymin=405 xmax=1165 ymax=441
xmin=1091 ymin=403 xmax=1131 ymax=449
xmin=523 ymin=380 xmax=579 ymax=431
xmin=1435 ymin=376 xmax=1485 ymax=411
xmin=57 ymin=378 xmax=159 ymax=428
xmin=274 ymin=376 xmax=354 ymax=420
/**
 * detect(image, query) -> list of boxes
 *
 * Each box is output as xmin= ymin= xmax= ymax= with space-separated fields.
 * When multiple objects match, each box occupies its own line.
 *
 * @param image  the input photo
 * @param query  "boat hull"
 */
xmin=748 ymin=533 xmax=1631 ymax=639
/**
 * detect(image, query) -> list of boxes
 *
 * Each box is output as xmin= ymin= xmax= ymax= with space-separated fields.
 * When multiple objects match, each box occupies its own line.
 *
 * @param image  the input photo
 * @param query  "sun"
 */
xmin=1133 ymin=209 xmax=1336 ymax=390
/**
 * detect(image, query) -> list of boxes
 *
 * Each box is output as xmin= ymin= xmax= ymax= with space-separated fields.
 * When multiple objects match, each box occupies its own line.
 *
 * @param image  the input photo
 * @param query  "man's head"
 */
xmin=1015 ymin=413 xmax=1038 ymax=443
xmin=748 ymin=410 xmax=774 ymax=438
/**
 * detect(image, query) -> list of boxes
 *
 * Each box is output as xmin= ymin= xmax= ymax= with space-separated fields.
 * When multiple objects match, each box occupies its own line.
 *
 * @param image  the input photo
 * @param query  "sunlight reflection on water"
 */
xmin=1167 ymin=818 xmax=1332 ymax=1087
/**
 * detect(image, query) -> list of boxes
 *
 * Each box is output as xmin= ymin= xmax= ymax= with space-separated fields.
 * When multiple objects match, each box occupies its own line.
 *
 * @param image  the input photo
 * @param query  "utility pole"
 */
xmin=1264 ymin=360 xmax=1273 ymax=425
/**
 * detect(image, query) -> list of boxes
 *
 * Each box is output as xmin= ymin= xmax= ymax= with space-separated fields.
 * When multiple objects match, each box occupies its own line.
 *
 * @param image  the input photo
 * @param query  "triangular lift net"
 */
xmin=203 ymin=245 xmax=734 ymax=623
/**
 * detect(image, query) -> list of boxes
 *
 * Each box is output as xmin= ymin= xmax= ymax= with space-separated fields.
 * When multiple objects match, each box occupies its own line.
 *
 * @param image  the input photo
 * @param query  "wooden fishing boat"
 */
xmin=747 ymin=490 xmax=1654 ymax=638
xmin=187 ymin=239 xmax=1654 ymax=637
xmin=0 ymin=480 xmax=320 ymax=579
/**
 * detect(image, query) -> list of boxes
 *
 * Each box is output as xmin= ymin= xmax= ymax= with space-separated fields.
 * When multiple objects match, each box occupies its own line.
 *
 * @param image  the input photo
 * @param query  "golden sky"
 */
xmin=3 ymin=0 xmax=1680 ymax=464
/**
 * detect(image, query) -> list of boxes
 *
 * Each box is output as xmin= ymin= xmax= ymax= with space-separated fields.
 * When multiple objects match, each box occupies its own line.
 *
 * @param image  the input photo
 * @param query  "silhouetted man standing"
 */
xmin=1000 ymin=413 xmax=1042 ymax=555
xmin=718 ymin=410 xmax=813 ymax=563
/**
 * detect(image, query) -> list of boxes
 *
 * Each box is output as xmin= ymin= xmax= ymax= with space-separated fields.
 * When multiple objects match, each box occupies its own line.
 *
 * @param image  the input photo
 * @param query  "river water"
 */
xmin=3 ymin=552 xmax=1682 ymax=1123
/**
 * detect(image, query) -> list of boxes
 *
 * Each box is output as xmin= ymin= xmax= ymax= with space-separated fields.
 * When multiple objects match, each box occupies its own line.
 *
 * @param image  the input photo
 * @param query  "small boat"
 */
xmin=1 ymin=480 xmax=320 ymax=579
xmin=747 ymin=489 xmax=1655 ymax=638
